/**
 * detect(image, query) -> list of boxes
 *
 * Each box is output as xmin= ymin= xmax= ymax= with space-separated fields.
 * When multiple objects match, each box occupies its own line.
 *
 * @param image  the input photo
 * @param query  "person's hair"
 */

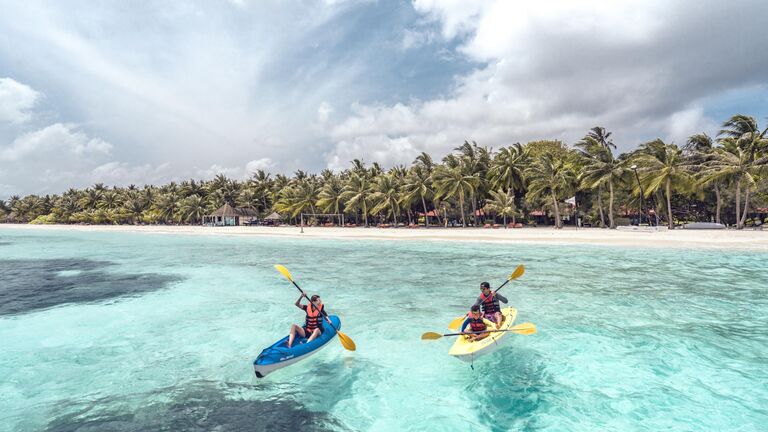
xmin=310 ymin=294 xmax=320 ymax=302
xmin=471 ymin=305 xmax=481 ymax=313
xmin=480 ymin=282 xmax=490 ymax=289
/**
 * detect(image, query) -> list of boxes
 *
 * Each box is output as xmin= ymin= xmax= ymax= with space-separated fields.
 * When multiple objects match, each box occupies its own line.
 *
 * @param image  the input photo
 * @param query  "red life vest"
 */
xmin=467 ymin=314 xmax=487 ymax=332
xmin=480 ymin=292 xmax=499 ymax=314
xmin=304 ymin=302 xmax=324 ymax=332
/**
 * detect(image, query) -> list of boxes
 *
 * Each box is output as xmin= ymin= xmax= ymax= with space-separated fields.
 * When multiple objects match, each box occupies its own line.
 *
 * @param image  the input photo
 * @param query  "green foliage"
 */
xmin=5 ymin=114 xmax=767 ymax=229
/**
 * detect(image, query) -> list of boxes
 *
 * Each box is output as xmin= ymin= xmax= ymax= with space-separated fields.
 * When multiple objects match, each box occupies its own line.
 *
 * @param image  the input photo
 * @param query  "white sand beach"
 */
xmin=3 ymin=224 xmax=767 ymax=250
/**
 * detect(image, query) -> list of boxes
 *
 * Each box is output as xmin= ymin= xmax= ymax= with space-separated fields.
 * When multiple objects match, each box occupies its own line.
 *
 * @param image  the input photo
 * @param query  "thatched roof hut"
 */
xmin=204 ymin=204 xmax=259 ymax=226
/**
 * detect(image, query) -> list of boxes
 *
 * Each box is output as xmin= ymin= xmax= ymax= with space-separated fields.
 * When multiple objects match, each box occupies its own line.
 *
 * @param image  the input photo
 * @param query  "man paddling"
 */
xmin=460 ymin=305 xmax=496 ymax=341
xmin=474 ymin=281 xmax=508 ymax=327
xmin=287 ymin=294 xmax=329 ymax=348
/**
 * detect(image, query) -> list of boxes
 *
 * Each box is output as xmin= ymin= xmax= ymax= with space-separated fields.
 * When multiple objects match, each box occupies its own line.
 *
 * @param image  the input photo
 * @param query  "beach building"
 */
xmin=203 ymin=203 xmax=258 ymax=226
xmin=263 ymin=211 xmax=283 ymax=226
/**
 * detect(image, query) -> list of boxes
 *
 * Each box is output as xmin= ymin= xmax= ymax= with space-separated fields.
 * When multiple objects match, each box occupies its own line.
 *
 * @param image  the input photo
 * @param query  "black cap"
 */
xmin=480 ymin=282 xmax=490 ymax=289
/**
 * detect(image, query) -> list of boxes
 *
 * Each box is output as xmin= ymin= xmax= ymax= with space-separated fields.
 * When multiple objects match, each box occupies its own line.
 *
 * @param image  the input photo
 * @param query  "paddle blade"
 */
xmin=510 ymin=322 xmax=536 ymax=335
xmin=274 ymin=264 xmax=293 ymax=282
xmin=509 ymin=264 xmax=525 ymax=280
xmin=447 ymin=315 xmax=465 ymax=331
xmin=337 ymin=331 xmax=357 ymax=351
xmin=421 ymin=332 xmax=443 ymax=340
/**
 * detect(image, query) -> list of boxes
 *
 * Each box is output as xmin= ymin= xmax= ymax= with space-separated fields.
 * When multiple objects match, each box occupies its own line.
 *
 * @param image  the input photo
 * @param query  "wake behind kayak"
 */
xmin=253 ymin=315 xmax=341 ymax=378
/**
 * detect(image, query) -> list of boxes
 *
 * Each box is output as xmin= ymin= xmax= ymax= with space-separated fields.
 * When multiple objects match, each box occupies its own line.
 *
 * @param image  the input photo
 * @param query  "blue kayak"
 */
xmin=253 ymin=315 xmax=341 ymax=378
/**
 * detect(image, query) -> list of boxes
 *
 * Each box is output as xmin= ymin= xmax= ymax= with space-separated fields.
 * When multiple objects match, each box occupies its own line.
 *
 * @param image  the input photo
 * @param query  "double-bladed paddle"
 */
xmin=274 ymin=264 xmax=356 ymax=351
xmin=421 ymin=322 xmax=537 ymax=340
xmin=447 ymin=264 xmax=526 ymax=330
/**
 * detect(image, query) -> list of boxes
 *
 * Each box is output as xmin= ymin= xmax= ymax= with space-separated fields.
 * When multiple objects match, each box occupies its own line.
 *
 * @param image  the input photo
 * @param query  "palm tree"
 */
xmin=685 ymin=133 xmax=722 ymax=224
xmin=525 ymin=154 xmax=576 ymax=229
xmin=433 ymin=163 xmax=479 ymax=227
xmin=486 ymin=189 xmax=517 ymax=227
xmin=340 ymin=172 xmax=373 ymax=227
xmin=403 ymin=164 xmax=434 ymax=227
xmin=274 ymin=178 xmax=321 ymax=219
xmin=586 ymin=126 xmax=616 ymax=150
xmin=631 ymin=139 xmax=694 ymax=229
xmin=702 ymin=143 xmax=767 ymax=229
xmin=179 ymin=194 xmax=206 ymax=224
xmin=122 ymin=196 xmax=146 ymax=225
xmin=370 ymin=174 xmax=402 ymax=224
xmin=454 ymin=140 xmax=488 ymax=226
xmin=154 ymin=193 xmax=181 ymax=223
xmin=713 ymin=115 xmax=768 ymax=228
xmin=317 ymin=175 xmax=345 ymax=215
xmin=488 ymin=143 xmax=526 ymax=195
xmin=576 ymin=133 xmax=624 ymax=228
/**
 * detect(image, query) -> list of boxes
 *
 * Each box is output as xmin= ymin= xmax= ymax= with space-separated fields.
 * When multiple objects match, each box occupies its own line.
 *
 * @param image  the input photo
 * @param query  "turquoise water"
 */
xmin=1 ymin=228 xmax=767 ymax=431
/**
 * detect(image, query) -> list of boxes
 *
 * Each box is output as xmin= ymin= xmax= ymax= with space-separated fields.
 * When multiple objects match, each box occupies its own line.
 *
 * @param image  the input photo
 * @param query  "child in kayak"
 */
xmin=474 ymin=281 xmax=508 ymax=327
xmin=287 ymin=294 xmax=328 ymax=348
xmin=460 ymin=305 xmax=497 ymax=341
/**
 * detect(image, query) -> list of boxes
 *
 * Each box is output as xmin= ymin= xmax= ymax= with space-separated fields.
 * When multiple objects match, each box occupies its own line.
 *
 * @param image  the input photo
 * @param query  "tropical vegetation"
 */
xmin=2 ymin=114 xmax=767 ymax=229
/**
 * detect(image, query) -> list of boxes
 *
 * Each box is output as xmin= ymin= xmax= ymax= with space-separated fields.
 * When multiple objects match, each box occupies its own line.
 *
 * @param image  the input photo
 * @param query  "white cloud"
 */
xmin=0 ymin=77 xmax=40 ymax=124
xmin=90 ymin=161 xmax=173 ymax=186
xmin=196 ymin=158 xmax=276 ymax=180
xmin=245 ymin=158 xmax=276 ymax=173
xmin=0 ymin=123 xmax=112 ymax=161
xmin=665 ymin=107 xmax=718 ymax=145
xmin=322 ymin=0 xmax=768 ymax=164
xmin=401 ymin=29 xmax=437 ymax=50
xmin=317 ymin=102 xmax=334 ymax=123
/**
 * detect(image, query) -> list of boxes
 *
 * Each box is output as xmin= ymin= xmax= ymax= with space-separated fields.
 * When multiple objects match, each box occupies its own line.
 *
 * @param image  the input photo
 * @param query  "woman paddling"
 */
xmin=288 ymin=294 xmax=328 ymax=348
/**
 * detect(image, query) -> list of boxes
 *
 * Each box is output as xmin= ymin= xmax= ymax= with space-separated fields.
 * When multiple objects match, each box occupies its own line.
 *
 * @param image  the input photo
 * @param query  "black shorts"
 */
xmin=304 ymin=326 xmax=322 ymax=335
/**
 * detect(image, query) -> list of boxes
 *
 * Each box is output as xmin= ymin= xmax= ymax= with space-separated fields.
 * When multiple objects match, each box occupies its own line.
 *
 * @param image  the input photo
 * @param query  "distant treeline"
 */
xmin=2 ymin=114 xmax=766 ymax=229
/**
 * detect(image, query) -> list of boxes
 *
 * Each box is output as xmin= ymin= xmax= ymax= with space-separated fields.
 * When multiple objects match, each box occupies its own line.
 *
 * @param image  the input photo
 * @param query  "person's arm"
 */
xmin=496 ymin=293 xmax=508 ymax=304
xmin=295 ymin=295 xmax=305 ymax=310
xmin=460 ymin=318 xmax=471 ymax=332
xmin=473 ymin=297 xmax=482 ymax=307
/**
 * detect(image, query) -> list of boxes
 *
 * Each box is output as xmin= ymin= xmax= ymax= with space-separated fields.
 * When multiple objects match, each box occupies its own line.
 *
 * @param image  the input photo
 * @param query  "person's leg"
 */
xmin=494 ymin=312 xmax=503 ymax=328
xmin=475 ymin=332 xmax=489 ymax=341
xmin=306 ymin=328 xmax=322 ymax=343
xmin=288 ymin=324 xmax=306 ymax=348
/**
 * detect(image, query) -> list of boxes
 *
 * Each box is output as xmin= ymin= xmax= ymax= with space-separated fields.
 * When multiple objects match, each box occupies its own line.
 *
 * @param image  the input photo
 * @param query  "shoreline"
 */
xmin=2 ymin=223 xmax=768 ymax=251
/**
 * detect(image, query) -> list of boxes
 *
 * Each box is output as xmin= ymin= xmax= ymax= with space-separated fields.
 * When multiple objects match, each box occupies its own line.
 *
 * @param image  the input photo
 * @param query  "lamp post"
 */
xmin=631 ymin=164 xmax=646 ymax=226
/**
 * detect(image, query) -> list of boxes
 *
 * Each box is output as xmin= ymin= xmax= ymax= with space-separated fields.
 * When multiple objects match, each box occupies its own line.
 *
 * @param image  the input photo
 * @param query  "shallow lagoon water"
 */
xmin=0 ymin=228 xmax=767 ymax=431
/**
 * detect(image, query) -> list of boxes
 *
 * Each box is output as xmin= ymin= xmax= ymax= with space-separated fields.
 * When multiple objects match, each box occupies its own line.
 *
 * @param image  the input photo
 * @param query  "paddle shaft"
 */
xmin=444 ymin=328 xmax=522 ymax=337
xmin=494 ymin=278 xmax=513 ymax=293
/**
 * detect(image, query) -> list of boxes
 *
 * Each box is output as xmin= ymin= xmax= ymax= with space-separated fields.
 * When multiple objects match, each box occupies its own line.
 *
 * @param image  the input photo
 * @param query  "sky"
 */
xmin=1 ymin=0 xmax=767 ymax=197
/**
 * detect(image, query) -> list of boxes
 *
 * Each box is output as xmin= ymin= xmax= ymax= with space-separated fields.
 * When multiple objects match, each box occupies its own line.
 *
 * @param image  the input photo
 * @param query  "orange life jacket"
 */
xmin=467 ymin=314 xmax=487 ymax=332
xmin=304 ymin=302 xmax=324 ymax=332
xmin=479 ymin=292 xmax=500 ymax=314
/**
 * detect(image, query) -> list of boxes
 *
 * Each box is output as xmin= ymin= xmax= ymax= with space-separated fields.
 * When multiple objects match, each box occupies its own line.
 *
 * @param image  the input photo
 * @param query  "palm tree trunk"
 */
xmin=363 ymin=202 xmax=369 ymax=227
xmin=421 ymin=195 xmax=429 ymax=228
xmin=608 ymin=181 xmax=615 ymax=229
xmin=470 ymin=191 xmax=478 ymax=227
xmin=459 ymin=193 xmax=467 ymax=227
xmin=735 ymin=178 xmax=742 ymax=229
xmin=665 ymin=178 xmax=674 ymax=229
xmin=503 ymin=214 xmax=507 ymax=228
xmin=597 ymin=185 xmax=605 ymax=228
xmin=551 ymin=191 xmax=561 ymax=229
xmin=740 ymin=185 xmax=750 ymax=227
xmin=714 ymin=183 xmax=721 ymax=224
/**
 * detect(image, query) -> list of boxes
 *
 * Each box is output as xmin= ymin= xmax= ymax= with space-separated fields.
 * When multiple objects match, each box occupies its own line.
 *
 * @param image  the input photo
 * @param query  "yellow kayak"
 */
xmin=448 ymin=307 xmax=517 ymax=362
